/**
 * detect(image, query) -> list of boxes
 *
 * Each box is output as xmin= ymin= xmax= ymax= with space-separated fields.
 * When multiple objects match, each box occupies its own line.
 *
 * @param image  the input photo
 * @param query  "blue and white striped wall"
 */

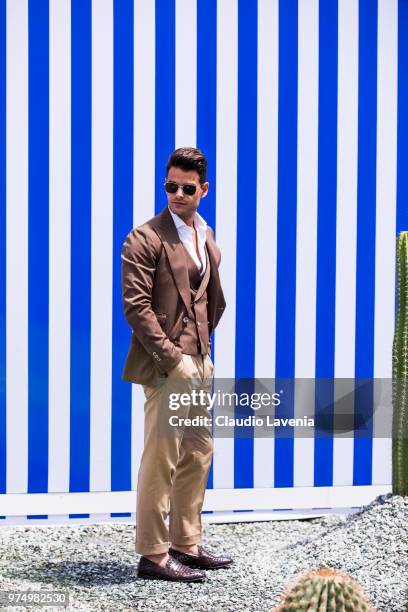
xmin=0 ymin=0 xmax=404 ymax=519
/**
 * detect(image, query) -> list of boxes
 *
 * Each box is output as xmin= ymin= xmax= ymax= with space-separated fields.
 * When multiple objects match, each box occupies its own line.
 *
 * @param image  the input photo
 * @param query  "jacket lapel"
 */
xmin=152 ymin=206 xmax=194 ymax=318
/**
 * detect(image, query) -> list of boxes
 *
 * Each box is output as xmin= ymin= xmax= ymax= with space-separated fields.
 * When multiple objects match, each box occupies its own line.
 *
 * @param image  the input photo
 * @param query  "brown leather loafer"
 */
xmin=137 ymin=555 xmax=206 ymax=582
xmin=169 ymin=545 xmax=233 ymax=570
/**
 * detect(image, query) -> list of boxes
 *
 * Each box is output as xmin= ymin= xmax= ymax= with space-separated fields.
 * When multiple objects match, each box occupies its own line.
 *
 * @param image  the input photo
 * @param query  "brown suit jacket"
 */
xmin=121 ymin=205 xmax=226 ymax=385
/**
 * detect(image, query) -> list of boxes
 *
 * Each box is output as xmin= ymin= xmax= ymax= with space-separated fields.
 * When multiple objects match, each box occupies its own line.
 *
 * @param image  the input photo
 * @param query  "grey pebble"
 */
xmin=0 ymin=493 xmax=406 ymax=611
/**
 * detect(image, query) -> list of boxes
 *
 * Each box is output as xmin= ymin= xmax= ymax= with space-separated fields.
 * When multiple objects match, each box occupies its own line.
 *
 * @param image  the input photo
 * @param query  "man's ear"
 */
xmin=201 ymin=182 xmax=209 ymax=198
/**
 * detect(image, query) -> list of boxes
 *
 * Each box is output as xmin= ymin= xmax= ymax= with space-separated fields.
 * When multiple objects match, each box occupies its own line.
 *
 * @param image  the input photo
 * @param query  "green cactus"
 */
xmin=274 ymin=568 xmax=376 ymax=612
xmin=392 ymin=231 xmax=408 ymax=496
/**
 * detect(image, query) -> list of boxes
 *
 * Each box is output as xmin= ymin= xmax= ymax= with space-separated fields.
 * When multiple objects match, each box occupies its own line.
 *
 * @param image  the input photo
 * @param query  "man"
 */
xmin=121 ymin=147 xmax=233 ymax=582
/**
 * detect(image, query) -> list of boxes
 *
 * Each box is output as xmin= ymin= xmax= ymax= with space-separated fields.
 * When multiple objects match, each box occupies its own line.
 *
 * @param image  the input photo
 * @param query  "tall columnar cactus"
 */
xmin=392 ymin=231 xmax=408 ymax=496
xmin=274 ymin=567 xmax=376 ymax=612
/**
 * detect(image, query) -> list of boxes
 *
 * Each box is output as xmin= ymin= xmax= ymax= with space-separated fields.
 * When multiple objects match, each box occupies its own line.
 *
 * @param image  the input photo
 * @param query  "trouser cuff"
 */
xmin=135 ymin=541 xmax=169 ymax=556
xmin=170 ymin=532 xmax=202 ymax=546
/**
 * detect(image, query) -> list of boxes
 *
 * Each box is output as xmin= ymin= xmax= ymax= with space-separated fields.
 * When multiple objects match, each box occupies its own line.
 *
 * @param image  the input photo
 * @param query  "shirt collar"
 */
xmin=167 ymin=205 xmax=207 ymax=232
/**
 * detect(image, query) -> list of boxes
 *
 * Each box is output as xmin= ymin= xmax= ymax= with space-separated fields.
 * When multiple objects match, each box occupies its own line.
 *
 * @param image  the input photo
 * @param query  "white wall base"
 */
xmin=0 ymin=507 xmax=363 ymax=526
xmin=0 ymin=485 xmax=391 ymax=518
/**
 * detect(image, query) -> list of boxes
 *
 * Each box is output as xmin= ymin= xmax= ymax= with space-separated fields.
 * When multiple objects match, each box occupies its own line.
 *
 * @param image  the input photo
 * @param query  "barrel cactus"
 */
xmin=274 ymin=567 xmax=376 ymax=611
xmin=392 ymin=231 xmax=408 ymax=496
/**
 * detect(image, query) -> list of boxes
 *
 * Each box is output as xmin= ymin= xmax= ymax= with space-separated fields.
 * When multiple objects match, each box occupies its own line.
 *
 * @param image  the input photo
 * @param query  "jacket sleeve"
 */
xmin=121 ymin=227 xmax=182 ymax=373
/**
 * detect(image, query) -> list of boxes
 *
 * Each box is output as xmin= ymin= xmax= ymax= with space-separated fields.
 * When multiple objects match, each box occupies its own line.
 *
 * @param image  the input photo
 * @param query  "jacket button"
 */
xmin=183 ymin=316 xmax=189 ymax=323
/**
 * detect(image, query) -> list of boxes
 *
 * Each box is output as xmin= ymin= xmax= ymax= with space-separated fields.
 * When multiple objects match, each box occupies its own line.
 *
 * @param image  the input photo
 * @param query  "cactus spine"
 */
xmin=392 ymin=231 xmax=408 ymax=496
xmin=275 ymin=568 xmax=376 ymax=612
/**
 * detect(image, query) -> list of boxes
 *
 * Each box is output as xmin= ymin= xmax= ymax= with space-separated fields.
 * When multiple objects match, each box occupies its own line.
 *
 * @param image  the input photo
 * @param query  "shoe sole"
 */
xmin=137 ymin=571 xmax=206 ymax=583
xmin=184 ymin=563 xmax=232 ymax=570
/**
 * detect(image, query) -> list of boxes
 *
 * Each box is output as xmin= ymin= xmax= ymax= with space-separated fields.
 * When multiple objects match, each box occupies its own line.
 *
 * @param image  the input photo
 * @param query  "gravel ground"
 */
xmin=0 ymin=494 xmax=406 ymax=612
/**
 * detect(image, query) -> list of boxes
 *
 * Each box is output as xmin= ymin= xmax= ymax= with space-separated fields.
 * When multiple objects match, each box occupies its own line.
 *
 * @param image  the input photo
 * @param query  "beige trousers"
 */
xmin=135 ymin=352 xmax=214 ymax=555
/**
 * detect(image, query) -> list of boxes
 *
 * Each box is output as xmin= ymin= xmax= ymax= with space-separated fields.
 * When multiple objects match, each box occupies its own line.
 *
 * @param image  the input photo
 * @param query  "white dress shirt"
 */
xmin=168 ymin=205 xmax=207 ymax=277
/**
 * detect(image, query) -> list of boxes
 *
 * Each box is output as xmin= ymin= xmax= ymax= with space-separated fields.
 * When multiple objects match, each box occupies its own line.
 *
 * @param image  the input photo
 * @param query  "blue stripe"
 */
xmin=197 ymin=0 xmax=217 ymax=489
xmin=155 ymin=0 xmax=175 ymax=214
xmin=397 ymin=0 xmax=408 ymax=235
xmin=110 ymin=512 xmax=131 ymax=517
xmin=27 ymin=0 xmax=49 ymax=493
xmin=354 ymin=0 xmax=377 ymax=486
xmin=314 ymin=0 xmax=338 ymax=487
xmin=111 ymin=0 xmax=133 ymax=492
xmin=0 ymin=0 xmax=6 ymax=494
xmin=69 ymin=514 xmax=90 ymax=518
xmin=70 ymin=0 xmax=92 ymax=492
xmin=27 ymin=515 xmax=48 ymax=519
xmin=234 ymin=0 xmax=257 ymax=489
xmin=275 ymin=0 xmax=298 ymax=488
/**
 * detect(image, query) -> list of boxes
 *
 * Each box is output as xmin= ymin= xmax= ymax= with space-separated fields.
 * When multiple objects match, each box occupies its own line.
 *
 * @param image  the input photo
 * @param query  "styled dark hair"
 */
xmin=166 ymin=147 xmax=207 ymax=184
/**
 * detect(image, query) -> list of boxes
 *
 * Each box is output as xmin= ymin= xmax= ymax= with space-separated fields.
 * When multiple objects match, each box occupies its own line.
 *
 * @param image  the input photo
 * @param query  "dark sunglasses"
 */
xmin=164 ymin=180 xmax=198 ymax=196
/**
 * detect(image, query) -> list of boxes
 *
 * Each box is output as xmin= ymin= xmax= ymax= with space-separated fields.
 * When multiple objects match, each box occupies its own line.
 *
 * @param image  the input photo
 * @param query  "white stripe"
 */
xmin=255 ymin=0 xmax=278 ymax=380
xmin=213 ymin=0 xmax=238 ymax=489
xmin=175 ymin=0 xmax=197 ymax=148
xmin=254 ymin=0 xmax=279 ymax=488
xmin=132 ymin=0 xmax=156 ymax=490
xmin=6 ymin=0 xmax=28 ymax=493
xmin=333 ymin=0 xmax=359 ymax=486
xmin=133 ymin=0 xmax=156 ymax=226
xmin=294 ymin=0 xmax=319 ymax=487
xmin=132 ymin=386 xmax=146 ymax=493
xmin=372 ymin=378 xmax=392 ymax=484
xmin=90 ymin=0 xmax=113 ymax=492
xmin=48 ymin=0 xmax=71 ymax=492
xmin=372 ymin=0 xmax=398 ymax=485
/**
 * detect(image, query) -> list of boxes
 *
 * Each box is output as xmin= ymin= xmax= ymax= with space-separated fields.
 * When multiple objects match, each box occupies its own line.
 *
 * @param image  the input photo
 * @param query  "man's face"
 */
xmin=165 ymin=166 xmax=208 ymax=222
